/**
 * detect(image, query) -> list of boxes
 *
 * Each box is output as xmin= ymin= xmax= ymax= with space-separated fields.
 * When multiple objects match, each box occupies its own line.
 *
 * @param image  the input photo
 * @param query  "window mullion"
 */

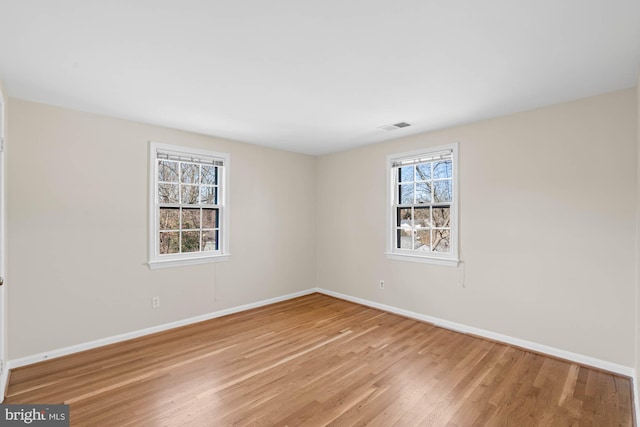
xmin=200 ymin=207 xmax=204 ymax=252
xmin=178 ymin=207 xmax=182 ymax=253
xmin=411 ymin=206 xmax=415 ymax=250
xmin=179 ymin=161 xmax=183 ymax=254
xmin=433 ymin=206 xmax=437 ymax=251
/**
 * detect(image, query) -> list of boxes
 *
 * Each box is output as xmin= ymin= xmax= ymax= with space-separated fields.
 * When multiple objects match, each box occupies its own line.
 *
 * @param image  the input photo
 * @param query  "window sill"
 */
xmin=148 ymin=254 xmax=231 ymax=269
xmin=385 ymin=252 xmax=459 ymax=267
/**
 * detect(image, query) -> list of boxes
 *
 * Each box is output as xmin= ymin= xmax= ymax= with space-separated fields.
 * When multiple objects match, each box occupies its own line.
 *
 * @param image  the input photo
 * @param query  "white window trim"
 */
xmin=148 ymin=142 xmax=231 ymax=269
xmin=385 ymin=143 xmax=459 ymax=267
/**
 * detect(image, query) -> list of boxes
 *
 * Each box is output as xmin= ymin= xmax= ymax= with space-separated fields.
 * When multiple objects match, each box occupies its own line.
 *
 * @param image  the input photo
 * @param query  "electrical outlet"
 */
xmin=379 ymin=280 xmax=385 ymax=289
xmin=152 ymin=296 xmax=160 ymax=309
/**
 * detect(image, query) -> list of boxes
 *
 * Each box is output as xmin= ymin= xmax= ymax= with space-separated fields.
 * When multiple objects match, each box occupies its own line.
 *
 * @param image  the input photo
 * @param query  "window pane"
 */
xmin=181 ymin=163 xmax=199 ymax=184
xmin=159 ymin=231 xmax=179 ymax=254
xmin=434 ymin=180 xmax=452 ymax=202
xmin=399 ymin=184 xmax=414 ymax=204
xmin=201 ymin=166 xmax=217 ymax=185
xmin=202 ymin=230 xmax=217 ymax=251
xmin=158 ymin=183 xmax=179 ymax=203
xmin=416 ymin=163 xmax=431 ymax=181
xmin=182 ymin=208 xmax=201 ymax=229
xmin=158 ymin=160 xmax=179 ymax=182
xmin=434 ymin=160 xmax=452 ymax=179
xmin=415 ymin=182 xmax=432 ymax=203
xmin=199 ymin=186 xmax=217 ymax=205
xmin=181 ymin=185 xmax=199 ymax=204
xmin=400 ymin=166 xmax=414 ymax=183
xmin=414 ymin=207 xmax=431 ymax=228
xmin=397 ymin=228 xmax=412 ymax=249
xmin=415 ymin=229 xmax=431 ymax=251
xmin=433 ymin=207 xmax=450 ymax=228
xmin=397 ymin=208 xmax=412 ymax=227
xmin=159 ymin=207 xmax=179 ymax=230
xmin=433 ymin=229 xmax=451 ymax=252
xmin=181 ymin=231 xmax=200 ymax=252
xmin=202 ymin=208 xmax=218 ymax=228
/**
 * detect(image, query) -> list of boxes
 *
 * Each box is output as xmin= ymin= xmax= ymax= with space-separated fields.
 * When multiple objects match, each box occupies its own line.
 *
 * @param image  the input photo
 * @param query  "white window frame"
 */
xmin=385 ymin=143 xmax=459 ymax=267
xmin=148 ymin=142 xmax=230 ymax=269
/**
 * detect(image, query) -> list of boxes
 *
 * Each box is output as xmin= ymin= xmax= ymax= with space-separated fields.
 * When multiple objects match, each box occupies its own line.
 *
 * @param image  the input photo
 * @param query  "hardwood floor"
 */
xmin=5 ymin=293 xmax=634 ymax=426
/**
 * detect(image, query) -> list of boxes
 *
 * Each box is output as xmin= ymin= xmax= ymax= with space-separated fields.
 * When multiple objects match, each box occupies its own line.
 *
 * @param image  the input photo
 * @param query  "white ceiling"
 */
xmin=0 ymin=1 xmax=639 ymax=155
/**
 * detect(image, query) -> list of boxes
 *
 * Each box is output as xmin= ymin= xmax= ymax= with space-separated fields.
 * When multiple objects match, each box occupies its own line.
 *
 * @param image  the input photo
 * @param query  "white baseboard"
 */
xmin=7 ymin=287 xmax=635 ymax=381
xmin=0 ymin=363 xmax=7 ymax=403
xmin=8 ymin=288 xmax=317 ymax=370
xmin=633 ymin=373 xmax=639 ymax=426
xmin=317 ymin=288 xmax=635 ymax=378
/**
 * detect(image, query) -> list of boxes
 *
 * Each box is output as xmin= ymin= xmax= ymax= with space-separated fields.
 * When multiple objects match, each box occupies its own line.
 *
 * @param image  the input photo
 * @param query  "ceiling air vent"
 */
xmin=378 ymin=122 xmax=412 ymax=131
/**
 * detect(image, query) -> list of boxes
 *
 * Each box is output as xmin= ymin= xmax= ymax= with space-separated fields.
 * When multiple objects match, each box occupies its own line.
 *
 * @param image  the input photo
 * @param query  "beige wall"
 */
xmin=317 ymin=89 xmax=637 ymax=366
xmin=0 ymin=76 xmax=6 ymax=368
xmin=636 ymin=72 xmax=640 ymax=380
xmin=6 ymin=88 xmax=639 ymax=368
xmin=7 ymin=99 xmax=316 ymax=359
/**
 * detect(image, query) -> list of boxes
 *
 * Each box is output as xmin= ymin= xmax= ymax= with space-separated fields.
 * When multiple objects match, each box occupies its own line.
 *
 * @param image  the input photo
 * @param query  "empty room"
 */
xmin=0 ymin=0 xmax=639 ymax=426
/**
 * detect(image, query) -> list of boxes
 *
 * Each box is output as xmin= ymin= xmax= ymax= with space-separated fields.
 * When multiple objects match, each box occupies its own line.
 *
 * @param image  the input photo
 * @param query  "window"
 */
xmin=148 ymin=142 xmax=230 ymax=268
xmin=386 ymin=144 xmax=459 ymax=266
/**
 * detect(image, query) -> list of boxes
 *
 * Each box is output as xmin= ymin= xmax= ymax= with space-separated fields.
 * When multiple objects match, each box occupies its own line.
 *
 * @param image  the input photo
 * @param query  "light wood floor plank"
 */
xmin=5 ymin=293 xmax=633 ymax=426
